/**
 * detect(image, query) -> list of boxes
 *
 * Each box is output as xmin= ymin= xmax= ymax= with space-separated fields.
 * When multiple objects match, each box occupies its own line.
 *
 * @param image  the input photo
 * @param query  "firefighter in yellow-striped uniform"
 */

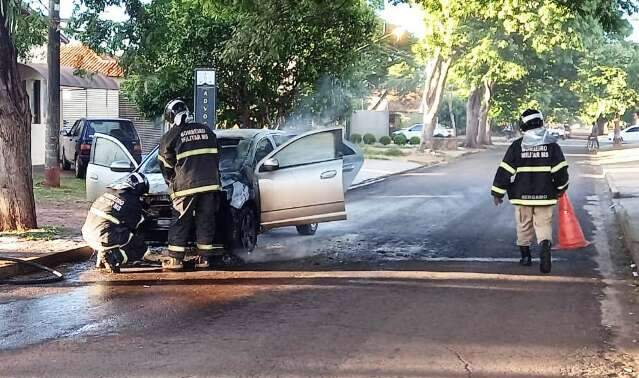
xmin=491 ymin=109 xmax=569 ymax=274
xmin=158 ymin=99 xmax=222 ymax=270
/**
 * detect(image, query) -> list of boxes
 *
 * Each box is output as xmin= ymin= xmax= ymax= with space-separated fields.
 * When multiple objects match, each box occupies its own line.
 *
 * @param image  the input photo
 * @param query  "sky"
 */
xmin=59 ymin=0 xmax=639 ymax=44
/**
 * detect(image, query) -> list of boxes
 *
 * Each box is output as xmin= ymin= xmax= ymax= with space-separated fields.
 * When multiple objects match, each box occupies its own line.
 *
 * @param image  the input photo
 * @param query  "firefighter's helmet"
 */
xmin=520 ymin=109 xmax=544 ymax=131
xmin=164 ymin=99 xmax=189 ymax=127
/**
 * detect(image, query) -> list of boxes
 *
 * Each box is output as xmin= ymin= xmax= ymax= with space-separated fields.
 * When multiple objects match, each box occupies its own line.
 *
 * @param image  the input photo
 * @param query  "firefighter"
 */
xmin=158 ymin=99 xmax=222 ymax=270
xmin=491 ymin=109 xmax=569 ymax=274
xmin=82 ymin=173 xmax=150 ymax=273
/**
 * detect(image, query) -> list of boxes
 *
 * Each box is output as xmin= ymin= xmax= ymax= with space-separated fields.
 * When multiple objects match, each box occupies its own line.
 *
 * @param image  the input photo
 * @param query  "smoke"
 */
xmin=277 ymin=75 xmax=359 ymax=133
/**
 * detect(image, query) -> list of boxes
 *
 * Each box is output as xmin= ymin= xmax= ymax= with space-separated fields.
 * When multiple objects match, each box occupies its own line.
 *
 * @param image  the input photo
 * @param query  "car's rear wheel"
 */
xmin=296 ymin=223 xmax=318 ymax=236
xmin=236 ymin=206 xmax=257 ymax=252
xmin=75 ymin=155 xmax=85 ymax=179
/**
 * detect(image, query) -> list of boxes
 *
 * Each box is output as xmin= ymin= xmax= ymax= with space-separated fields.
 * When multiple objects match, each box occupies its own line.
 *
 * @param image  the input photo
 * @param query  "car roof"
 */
xmin=214 ymin=128 xmax=292 ymax=139
xmin=82 ymin=117 xmax=132 ymax=122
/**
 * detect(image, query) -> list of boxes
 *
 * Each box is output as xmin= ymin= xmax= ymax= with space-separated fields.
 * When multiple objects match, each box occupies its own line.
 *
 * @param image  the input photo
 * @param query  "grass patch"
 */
xmin=384 ymin=147 xmax=405 ymax=157
xmin=0 ymin=225 xmax=63 ymax=241
xmin=33 ymin=173 xmax=87 ymax=203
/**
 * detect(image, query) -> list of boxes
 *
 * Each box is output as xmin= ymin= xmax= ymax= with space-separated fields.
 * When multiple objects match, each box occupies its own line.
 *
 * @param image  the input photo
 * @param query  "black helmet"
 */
xmin=164 ymin=99 xmax=189 ymax=127
xmin=520 ymin=109 xmax=544 ymax=132
xmin=110 ymin=172 xmax=150 ymax=195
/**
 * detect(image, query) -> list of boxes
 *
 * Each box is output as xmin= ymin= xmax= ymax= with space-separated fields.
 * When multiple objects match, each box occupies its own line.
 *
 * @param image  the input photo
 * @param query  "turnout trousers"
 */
xmin=515 ymin=205 xmax=554 ymax=246
xmin=168 ymin=191 xmax=220 ymax=256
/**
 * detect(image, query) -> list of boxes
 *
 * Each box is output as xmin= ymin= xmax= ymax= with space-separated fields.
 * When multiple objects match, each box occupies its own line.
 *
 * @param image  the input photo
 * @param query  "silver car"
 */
xmin=85 ymin=127 xmax=363 ymax=251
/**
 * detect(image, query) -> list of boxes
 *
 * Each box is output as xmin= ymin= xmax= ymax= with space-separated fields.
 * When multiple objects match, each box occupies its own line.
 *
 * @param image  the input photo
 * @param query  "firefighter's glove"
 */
xmin=493 ymin=196 xmax=503 ymax=206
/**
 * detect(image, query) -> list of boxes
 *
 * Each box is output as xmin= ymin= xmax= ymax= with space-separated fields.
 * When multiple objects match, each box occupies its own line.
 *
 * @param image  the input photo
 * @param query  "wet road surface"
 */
xmin=1 ymin=141 xmax=639 ymax=377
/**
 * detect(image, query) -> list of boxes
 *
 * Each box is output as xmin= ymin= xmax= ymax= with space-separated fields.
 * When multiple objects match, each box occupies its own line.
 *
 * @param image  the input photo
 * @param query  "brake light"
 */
xmin=80 ymin=143 xmax=91 ymax=155
xmin=133 ymin=144 xmax=142 ymax=154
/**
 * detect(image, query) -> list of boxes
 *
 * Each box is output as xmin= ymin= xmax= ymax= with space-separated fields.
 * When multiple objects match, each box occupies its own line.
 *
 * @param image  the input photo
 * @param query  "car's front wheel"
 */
xmin=296 ymin=223 xmax=318 ymax=236
xmin=235 ymin=206 xmax=257 ymax=252
xmin=61 ymin=150 xmax=71 ymax=170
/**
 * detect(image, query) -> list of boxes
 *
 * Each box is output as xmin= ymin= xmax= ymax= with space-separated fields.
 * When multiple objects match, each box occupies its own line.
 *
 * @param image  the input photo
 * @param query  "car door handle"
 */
xmin=343 ymin=164 xmax=355 ymax=172
xmin=321 ymin=170 xmax=337 ymax=179
xmin=89 ymin=174 xmax=98 ymax=181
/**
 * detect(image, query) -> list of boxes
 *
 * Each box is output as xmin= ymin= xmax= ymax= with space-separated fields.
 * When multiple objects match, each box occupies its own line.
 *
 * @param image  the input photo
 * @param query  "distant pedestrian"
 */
xmin=491 ymin=109 xmax=569 ymax=274
xmin=588 ymin=122 xmax=599 ymax=150
xmin=504 ymin=124 xmax=514 ymax=141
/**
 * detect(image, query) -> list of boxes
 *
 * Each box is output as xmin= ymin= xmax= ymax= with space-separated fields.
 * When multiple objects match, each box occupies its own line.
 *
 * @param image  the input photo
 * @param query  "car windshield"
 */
xmin=87 ymin=120 xmax=137 ymax=140
xmin=140 ymin=137 xmax=252 ymax=175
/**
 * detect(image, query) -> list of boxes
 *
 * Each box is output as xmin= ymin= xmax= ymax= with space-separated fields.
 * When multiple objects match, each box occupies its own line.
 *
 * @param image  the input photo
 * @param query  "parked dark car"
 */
xmin=60 ymin=118 xmax=142 ymax=178
xmin=85 ymin=128 xmax=363 ymax=252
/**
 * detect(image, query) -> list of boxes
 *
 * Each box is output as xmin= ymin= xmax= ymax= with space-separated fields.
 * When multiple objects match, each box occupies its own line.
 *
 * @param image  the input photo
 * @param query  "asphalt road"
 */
xmin=1 ymin=140 xmax=639 ymax=377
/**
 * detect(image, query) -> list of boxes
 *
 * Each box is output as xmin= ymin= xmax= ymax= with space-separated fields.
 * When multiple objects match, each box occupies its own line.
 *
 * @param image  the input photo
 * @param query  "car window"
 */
xmin=71 ymin=121 xmax=81 ymax=136
xmin=92 ymin=137 xmax=131 ymax=167
xmin=254 ymin=138 xmax=274 ymax=165
xmin=86 ymin=120 xmax=138 ymax=140
xmin=273 ymin=131 xmax=338 ymax=169
xmin=272 ymin=134 xmax=296 ymax=146
xmin=627 ymin=127 xmax=639 ymax=133
xmin=410 ymin=124 xmax=423 ymax=132
xmin=219 ymin=138 xmax=251 ymax=172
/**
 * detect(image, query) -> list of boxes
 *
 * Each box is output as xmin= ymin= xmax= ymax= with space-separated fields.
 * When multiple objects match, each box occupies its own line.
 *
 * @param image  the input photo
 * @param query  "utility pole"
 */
xmin=44 ymin=0 xmax=61 ymax=187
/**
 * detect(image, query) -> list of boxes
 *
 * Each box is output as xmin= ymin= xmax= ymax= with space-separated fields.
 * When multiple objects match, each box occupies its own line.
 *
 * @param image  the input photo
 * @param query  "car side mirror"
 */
xmin=60 ymin=129 xmax=70 ymax=136
xmin=110 ymin=160 xmax=135 ymax=173
xmin=261 ymin=158 xmax=280 ymax=172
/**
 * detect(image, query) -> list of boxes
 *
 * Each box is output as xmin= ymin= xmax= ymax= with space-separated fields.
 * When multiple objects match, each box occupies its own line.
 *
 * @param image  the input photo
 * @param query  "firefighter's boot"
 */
xmin=163 ymin=249 xmax=185 ymax=271
xmin=143 ymin=248 xmax=165 ymax=264
xmin=103 ymin=249 xmax=127 ymax=273
xmin=540 ymin=240 xmax=552 ymax=274
xmin=519 ymin=246 xmax=532 ymax=266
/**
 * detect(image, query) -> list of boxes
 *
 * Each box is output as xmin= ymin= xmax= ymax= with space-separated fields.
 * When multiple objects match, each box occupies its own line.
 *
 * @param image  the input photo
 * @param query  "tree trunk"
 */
xmin=0 ymin=19 xmax=37 ymax=231
xmin=477 ymin=81 xmax=493 ymax=146
xmin=419 ymin=52 xmax=452 ymax=152
xmin=463 ymin=86 xmax=482 ymax=148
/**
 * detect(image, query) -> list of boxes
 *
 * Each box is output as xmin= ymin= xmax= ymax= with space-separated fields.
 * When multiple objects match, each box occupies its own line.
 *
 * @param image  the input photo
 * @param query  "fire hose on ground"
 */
xmin=0 ymin=256 xmax=64 ymax=285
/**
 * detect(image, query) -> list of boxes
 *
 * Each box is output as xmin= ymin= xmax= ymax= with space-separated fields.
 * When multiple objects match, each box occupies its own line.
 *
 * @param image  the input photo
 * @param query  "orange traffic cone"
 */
xmin=556 ymin=194 xmax=590 ymax=250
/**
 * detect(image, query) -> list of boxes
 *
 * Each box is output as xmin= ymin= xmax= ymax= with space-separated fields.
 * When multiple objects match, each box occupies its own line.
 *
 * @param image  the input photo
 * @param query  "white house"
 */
xmin=19 ymin=42 xmax=161 ymax=166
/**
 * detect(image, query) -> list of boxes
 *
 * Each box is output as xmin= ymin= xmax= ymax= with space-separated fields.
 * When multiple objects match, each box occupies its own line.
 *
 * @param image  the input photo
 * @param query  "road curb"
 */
xmin=612 ymin=202 xmax=639 ymax=266
xmin=348 ymin=150 xmax=480 ymax=191
xmin=604 ymin=171 xmax=621 ymax=199
xmin=0 ymin=245 xmax=93 ymax=281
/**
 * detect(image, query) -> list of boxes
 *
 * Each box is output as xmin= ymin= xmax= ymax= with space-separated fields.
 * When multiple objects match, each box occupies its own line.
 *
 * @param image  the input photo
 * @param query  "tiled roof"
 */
xmin=60 ymin=43 xmax=124 ymax=78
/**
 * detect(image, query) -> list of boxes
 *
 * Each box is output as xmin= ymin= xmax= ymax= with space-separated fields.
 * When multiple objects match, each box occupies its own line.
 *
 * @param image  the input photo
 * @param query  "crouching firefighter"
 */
xmin=159 ymin=99 xmax=223 ymax=270
xmin=491 ymin=109 xmax=569 ymax=274
xmin=82 ymin=173 xmax=150 ymax=273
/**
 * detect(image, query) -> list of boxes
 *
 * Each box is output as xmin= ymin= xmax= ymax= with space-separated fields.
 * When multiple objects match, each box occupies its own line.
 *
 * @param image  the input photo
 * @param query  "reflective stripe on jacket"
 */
xmin=491 ymin=138 xmax=569 ymax=206
xmin=159 ymin=122 xmax=221 ymax=199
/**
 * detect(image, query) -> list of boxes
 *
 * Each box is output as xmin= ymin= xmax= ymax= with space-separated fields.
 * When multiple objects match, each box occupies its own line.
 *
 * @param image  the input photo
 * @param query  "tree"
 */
xmin=73 ymin=0 xmax=380 ymax=128
xmin=0 ymin=0 xmax=37 ymax=231
xmin=405 ymin=0 xmax=636 ymax=150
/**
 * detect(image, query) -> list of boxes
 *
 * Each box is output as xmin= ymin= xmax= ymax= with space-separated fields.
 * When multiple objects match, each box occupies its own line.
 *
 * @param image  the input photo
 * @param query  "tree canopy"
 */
xmin=72 ymin=0 xmax=389 ymax=128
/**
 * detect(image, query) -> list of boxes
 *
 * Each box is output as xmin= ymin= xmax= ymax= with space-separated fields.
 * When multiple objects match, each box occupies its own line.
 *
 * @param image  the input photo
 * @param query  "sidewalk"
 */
xmin=350 ymin=148 xmax=480 ymax=188
xmin=600 ymin=147 xmax=639 ymax=264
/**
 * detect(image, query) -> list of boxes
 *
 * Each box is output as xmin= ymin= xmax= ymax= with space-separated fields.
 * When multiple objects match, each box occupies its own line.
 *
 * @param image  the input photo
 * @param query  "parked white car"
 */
xmin=392 ymin=123 xmax=454 ymax=141
xmin=608 ymin=125 xmax=639 ymax=143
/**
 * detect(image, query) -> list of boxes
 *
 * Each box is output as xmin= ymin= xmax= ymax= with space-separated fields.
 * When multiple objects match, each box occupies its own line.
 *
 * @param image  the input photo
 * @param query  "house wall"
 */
xmin=62 ymin=88 xmax=119 ymax=125
xmin=350 ymin=110 xmax=390 ymax=139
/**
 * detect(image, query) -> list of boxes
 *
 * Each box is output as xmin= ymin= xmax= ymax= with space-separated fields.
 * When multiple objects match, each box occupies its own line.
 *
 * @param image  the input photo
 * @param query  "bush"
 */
xmin=363 ymin=133 xmax=376 ymax=145
xmin=350 ymin=133 xmax=362 ymax=144
xmin=393 ymin=134 xmax=408 ymax=146
xmin=379 ymin=136 xmax=391 ymax=146
xmin=384 ymin=147 xmax=404 ymax=157
xmin=409 ymin=136 xmax=421 ymax=145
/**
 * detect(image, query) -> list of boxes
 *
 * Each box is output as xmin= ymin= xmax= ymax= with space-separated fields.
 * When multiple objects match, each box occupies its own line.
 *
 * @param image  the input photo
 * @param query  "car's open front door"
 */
xmin=256 ymin=128 xmax=346 ymax=230
xmin=86 ymin=133 xmax=139 ymax=202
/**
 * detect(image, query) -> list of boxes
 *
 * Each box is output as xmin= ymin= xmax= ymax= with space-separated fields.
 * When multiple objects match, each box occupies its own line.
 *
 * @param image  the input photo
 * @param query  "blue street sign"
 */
xmin=193 ymin=68 xmax=217 ymax=129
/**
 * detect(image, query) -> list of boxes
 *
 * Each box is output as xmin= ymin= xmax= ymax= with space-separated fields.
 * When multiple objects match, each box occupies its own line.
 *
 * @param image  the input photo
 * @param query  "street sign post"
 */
xmin=193 ymin=68 xmax=217 ymax=129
